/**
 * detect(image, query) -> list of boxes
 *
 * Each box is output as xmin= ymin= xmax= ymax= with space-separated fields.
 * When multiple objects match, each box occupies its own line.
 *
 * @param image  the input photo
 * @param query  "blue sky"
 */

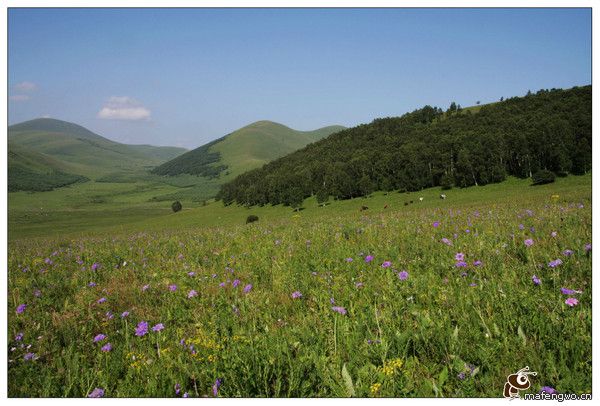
xmin=8 ymin=8 xmax=591 ymax=149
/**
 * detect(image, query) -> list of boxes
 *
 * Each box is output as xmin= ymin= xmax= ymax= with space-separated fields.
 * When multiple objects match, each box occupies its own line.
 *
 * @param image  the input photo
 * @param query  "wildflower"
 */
xmin=551 ymin=231 xmax=558 ymax=238
xmin=187 ymin=290 xmax=198 ymax=299
xmin=355 ymin=282 xmax=364 ymax=288
xmin=398 ymin=271 xmax=408 ymax=281
xmin=152 ymin=323 xmax=164 ymax=332
xmin=212 ymin=378 xmax=222 ymax=397
xmin=106 ymin=312 xmax=114 ymax=320
xmin=524 ymin=239 xmax=534 ymax=247
xmin=88 ymin=282 xmax=97 ymax=287
xmin=16 ymin=304 xmax=26 ymax=314
xmin=473 ymin=260 xmax=482 ymax=266
xmin=441 ymin=238 xmax=453 ymax=246
xmin=135 ymin=321 xmax=148 ymax=337
xmin=219 ymin=282 xmax=226 ymax=288
xmin=433 ymin=221 xmax=440 ymax=228
xmin=24 ymin=352 xmax=37 ymax=361
xmin=370 ymin=383 xmax=381 ymax=395
xmin=142 ymin=284 xmax=150 ymax=291
xmin=33 ymin=289 xmax=42 ymax=297
xmin=15 ymin=332 xmax=24 ymax=341
xmin=455 ymin=253 xmax=465 ymax=261
xmin=548 ymin=259 xmax=563 ymax=268
xmin=469 ymin=283 xmax=477 ymax=287
xmin=540 ymin=386 xmax=557 ymax=394
xmin=458 ymin=372 xmax=466 ymax=380
xmin=381 ymin=261 xmax=392 ymax=268
xmin=346 ymin=257 xmax=353 ymax=262
xmin=93 ymin=334 xmax=107 ymax=343
xmin=291 ymin=291 xmax=303 ymax=299
xmin=562 ymin=249 xmax=573 ymax=256
xmin=532 ymin=275 xmax=541 ymax=286
xmin=121 ymin=311 xmax=130 ymax=318
xmin=175 ymin=383 xmax=181 ymax=395
xmin=565 ymin=297 xmax=579 ymax=307
xmin=101 ymin=343 xmax=112 ymax=352
xmin=455 ymin=261 xmax=468 ymax=268
xmin=243 ymin=284 xmax=253 ymax=294
xmin=88 ymin=388 xmax=105 ymax=398
xmin=232 ymin=279 xmax=241 ymax=288
xmin=183 ymin=393 xmax=189 ymax=398
xmin=518 ymin=224 xmax=524 ymax=230
xmin=365 ymin=255 xmax=374 ymax=263
xmin=168 ymin=284 xmax=177 ymax=292
xmin=91 ymin=262 xmax=100 ymax=271
xmin=560 ymin=287 xmax=581 ymax=295
xmin=530 ymin=227 xmax=535 ymax=233
xmin=97 ymin=297 xmax=107 ymax=304
xmin=331 ymin=306 xmax=347 ymax=315
xmin=187 ymin=271 xmax=196 ymax=277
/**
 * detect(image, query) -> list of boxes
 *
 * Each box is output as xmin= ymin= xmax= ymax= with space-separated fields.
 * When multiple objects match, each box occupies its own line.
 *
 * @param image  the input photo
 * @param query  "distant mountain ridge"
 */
xmin=152 ymin=120 xmax=346 ymax=179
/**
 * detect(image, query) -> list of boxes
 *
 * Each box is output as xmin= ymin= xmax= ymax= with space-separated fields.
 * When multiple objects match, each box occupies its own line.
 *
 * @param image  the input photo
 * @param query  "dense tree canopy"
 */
xmin=217 ymin=86 xmax=591 ymax=207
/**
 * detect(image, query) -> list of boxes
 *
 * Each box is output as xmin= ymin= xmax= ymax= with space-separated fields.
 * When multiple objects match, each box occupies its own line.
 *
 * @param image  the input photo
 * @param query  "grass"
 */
xmin=7 ymin=174 xmax=591 ymax=397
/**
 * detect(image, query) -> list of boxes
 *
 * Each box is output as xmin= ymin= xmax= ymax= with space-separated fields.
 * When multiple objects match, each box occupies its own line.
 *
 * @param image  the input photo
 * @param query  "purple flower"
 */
xmin=105 ymin=312 xmax=114 ymax=320
xmin=175 ymin=383 xmax=181 ymax=395
xmin=291 ymin=291 xmax=303 ymax=299
xmin=548 ymin=259 xmax=563 ymax=268
xmin=469 ymin=283 xmax=477 ymax=287
xmin=455 ymin=261 xmax=468 ymax=268
xmin=15 ymin=332 xmax=24 ymax=341
xmin=551 ymin=231 xmax=558 ymax=238
xmin=532 ymin=275 xmax=541 ymax=286
xmin=101 ymin=343 xmax=112 ymax=352
xmin=457 ymin=372 xmax=466 ymax=380
xmin=88 ymin=388 xmax=105 ymax=398
xmin=135 ymin=321 xmax=148 ymax=337
xmin=24 ymin=352 xmax=37 ymax=361
xmin=540 ymin=386 xmax=557 ymax=394
xmin=232 ymin=279 xmax=241 ymax=288
xmin=355 ymin=282 xmax=364 ymax=288
xmin=331 ymin=306 xmax=347 ymax=315
xmin=473 ymin=260 xmax=482 ymax=267
xmin=142 ymin=284 xmax=150 ymax=291
xmin=381 ymin=261 xmax=392 ymax=268
xmin=91 ymin=262 xmax=100 ymax=271
xmin=518 ymin=224 xmax=524 ymax=230
xmin=187 ymin=290 xmax=198 ymax=299
xmin=16 ymin=304 xmax=26 ymax=314
xmin=88 ymin=282 xmax=97 ymax=287
xmin=345 ymin=257 xmax=353 ymax=262
xmin=152 ymin=323 xmax=164 ymax=332
xmin=97 ymin=297 xmax=107 ymax=304
xmin=585 ymin=243 xmax=591 ymax=252
xmin=398 ymin=271 xmax=409 ymax=281
xmin=365 ymin=255 xmax=374 ymax=263
xmin=441 ymin=238 xmax=453 ymax=246
xmin=183 ymin=392 xmax=189 ymax=398
xmin=219 ymin=282 xmax=226 ymax=288
xmin=433 ymin=221 xmax=440 ymax=228
xmin=212 ymin=378 xmax=222 ymax=397
xmin=455 ymin=253 xmax=465 ymax=261
xmin=330 ymin=297 xmax=335 ymax=304
xmin=168 ymin=284 xmax=177 ymax=292
xmin=187 ymin=271 xmax=196 ymax=277
xmin=121 ymin=311 xmax=130 ymax=318
xmin=33 ymin=289 xmax=42 ymax=297
xmin=565 ymin=297 xmax=579 ymax=307
xmin=44 ymin=258 xmax=53 ymax=265
xmin=243 ymin=284 xmax=253 ymax=294
xmin=93 ymin=334 xmax=107 ymax=343
xmin=524 ymin=239 xmax=534 ymax=247
xmin=562 ymin=249 xmax=573 ymax=256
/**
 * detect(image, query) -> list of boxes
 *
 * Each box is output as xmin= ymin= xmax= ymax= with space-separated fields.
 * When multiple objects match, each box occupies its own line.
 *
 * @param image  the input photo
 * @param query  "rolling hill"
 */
xmin=8 ymin=118 xmax=188 ymax=180
xmin=218 ymin=85 xmax=591 ymax=207
xmin=151 ymin=120 xmax=346 ymax=180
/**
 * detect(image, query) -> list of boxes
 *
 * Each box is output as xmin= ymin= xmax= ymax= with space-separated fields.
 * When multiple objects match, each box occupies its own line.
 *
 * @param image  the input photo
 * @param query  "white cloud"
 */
xmin=97 ymin=96 xmax=151 ymax=121
xmin=10 ymin=94 xmax=30 ymax=101
xmin=15 ymin=81 xmax=37 ymax=92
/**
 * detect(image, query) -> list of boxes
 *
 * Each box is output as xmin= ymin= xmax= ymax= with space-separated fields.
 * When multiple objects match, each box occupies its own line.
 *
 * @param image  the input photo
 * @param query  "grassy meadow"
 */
xmin=7 ymin=174 xmax=592 ymax=397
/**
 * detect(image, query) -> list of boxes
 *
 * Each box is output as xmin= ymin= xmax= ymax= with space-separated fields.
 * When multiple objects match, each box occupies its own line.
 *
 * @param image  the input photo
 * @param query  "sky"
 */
xmin=8 ymin=8 xmax=592 ymax=149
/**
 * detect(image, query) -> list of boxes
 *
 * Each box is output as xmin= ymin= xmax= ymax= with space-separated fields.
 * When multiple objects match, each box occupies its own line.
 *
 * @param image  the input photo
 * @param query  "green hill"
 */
xmin=8 ymin=118 xmax=187 ymax=179
xmin=152 ymin=121 xmax=345 ymax=179
xmin=8 ymin=143 xmax=89 ymax=192
xmin=218 ymin=85 xmax=591 ymax=206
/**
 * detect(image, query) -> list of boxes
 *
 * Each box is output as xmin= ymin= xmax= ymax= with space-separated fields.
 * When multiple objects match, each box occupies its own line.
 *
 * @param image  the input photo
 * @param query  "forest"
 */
xmin=217 ymin=86 xmax=591 ymax=207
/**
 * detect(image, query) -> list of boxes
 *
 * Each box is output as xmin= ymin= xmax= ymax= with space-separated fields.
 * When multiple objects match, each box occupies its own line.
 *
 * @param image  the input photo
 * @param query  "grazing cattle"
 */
xmin=360 ymin=206 xmax=369 ymax=211
xmin=410 ymin=200 xmax=414 ymax=204
xmin=440 ymin=194 xmax=447 ymax=200
xmin=404 ymin=202 xmax=409 ymax=206
xmin=246 ymin=215 xmax=259 ymax=224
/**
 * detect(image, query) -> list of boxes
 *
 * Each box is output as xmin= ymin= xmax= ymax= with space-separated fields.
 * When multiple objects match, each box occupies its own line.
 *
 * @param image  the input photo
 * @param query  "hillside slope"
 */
xmin=218 ymin=85 xmax=591 ymax=206
xmin=8 ymin=118 xmax=187 ymax=179
xmin=151 ymin=121 xmax=345 ymax=179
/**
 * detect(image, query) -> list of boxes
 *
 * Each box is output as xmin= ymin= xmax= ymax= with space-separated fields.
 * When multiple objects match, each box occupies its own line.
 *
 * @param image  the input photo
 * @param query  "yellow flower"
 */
xmin=370 ymin=383 xmax=382 ymax=395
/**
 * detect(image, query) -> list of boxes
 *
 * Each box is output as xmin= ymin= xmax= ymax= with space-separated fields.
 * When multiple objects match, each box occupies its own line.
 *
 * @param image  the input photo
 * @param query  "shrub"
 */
xmin=171 ymin=201 xmax=182 ymax=212
xmin=532 ymin=170 xmax=556 ymax=185
xmin=246 ymin=215 xmax=259 ymax=224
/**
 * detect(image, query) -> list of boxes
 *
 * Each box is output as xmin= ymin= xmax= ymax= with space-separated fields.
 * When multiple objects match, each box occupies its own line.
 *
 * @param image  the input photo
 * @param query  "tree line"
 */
xmin=217 ymin=85 xmax=591 ymax=208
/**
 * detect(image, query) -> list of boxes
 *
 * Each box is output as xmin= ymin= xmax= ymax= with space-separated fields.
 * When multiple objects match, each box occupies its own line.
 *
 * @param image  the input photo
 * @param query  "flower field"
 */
xmin=7 ymin=179 xmax=591 ymax=397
